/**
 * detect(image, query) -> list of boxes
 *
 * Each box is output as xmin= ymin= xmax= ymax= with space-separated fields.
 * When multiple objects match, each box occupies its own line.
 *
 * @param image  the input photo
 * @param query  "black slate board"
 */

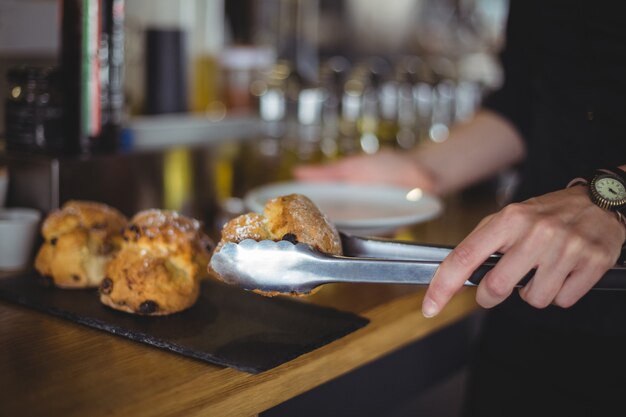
xmin=0 ymin=272 xmax=369 ymax=374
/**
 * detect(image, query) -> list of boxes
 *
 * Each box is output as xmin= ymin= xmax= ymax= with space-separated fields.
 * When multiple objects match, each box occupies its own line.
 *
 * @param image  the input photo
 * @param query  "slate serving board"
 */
xmin=0 ymin=272 xmax=369 ymax=374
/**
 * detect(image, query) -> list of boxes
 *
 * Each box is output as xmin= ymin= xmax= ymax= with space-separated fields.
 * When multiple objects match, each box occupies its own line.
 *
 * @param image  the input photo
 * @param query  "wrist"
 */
xmin=567 ymin=168 xmax=626 ymax=255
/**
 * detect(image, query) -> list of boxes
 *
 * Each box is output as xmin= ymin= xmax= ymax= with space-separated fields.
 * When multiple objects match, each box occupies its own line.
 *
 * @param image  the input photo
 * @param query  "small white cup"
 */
xmin=0 ymin=208 xmax=42 ymax=271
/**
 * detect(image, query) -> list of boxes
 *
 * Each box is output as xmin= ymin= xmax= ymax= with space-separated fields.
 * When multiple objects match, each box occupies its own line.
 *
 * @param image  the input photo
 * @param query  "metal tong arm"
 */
xmin=301 ymin=252 xmax=626 ymax=290
xmin=339 ymin=232 xmax=453 ymax=261
xmin=338 ymin=232 xmax=626 ymax=290
xmin=304 ymin=253 xmax=496 ymax=287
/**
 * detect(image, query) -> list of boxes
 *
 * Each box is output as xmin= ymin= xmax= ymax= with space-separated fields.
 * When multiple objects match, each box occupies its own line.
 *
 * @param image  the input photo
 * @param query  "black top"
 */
xmin=482 ymin=0 xmax=626 ymax=334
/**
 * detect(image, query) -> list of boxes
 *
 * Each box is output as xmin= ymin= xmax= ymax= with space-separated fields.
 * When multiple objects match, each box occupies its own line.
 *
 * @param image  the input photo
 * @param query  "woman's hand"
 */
xmin=293 ymin=149 xmax=437 ymax=193
xmin=422 ymin=185 xmax=626 ymax=317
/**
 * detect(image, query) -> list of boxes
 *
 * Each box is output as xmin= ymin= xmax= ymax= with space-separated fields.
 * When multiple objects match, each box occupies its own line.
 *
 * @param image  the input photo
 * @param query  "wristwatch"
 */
xmin=587 ymin=168 xmax=626 ymax=213
xmin=568 ymin=168 xmax=626 ymax=222
xmin=568 ymin=168 xmax=626 ymax=264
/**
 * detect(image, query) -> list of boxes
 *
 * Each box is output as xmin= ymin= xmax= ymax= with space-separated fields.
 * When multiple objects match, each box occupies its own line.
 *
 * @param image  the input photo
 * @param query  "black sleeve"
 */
xmin=481 ymin=0 xmax=533 ymax=142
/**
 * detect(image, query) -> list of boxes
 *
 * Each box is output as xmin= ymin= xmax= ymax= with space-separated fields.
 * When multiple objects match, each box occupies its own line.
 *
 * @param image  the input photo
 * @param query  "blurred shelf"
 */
xmin=123 ymin=113 xmax=262 ymax=151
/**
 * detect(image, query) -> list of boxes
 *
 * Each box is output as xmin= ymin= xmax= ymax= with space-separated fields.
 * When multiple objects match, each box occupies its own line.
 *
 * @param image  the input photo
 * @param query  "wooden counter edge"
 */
xmin=113 ymin=288 xmax=479 ymax=417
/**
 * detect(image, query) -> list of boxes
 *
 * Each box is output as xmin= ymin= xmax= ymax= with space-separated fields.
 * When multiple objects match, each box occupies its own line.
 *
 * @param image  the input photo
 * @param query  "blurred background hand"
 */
xmin=293 ymin=148 xmax=437 ymax=193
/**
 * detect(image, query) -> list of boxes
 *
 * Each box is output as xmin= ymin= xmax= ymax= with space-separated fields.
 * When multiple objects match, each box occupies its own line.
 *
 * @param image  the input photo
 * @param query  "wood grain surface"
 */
xmin=0 ymin=192 xmax=498 ymax=417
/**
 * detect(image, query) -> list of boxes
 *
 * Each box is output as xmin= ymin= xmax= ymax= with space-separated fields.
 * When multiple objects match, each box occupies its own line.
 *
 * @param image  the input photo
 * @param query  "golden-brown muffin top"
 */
xmin=264 ymin=193 xmax=342 ymax=255
xmin=215 ymin=193 xmax=341 ymax=255
xmin=216 ymin=212 xmax=272 ymax=251
xmin=123 ymin=209 xmax=214 ymax=253
xmin=41 ymin=200 xmax=128 ymax=239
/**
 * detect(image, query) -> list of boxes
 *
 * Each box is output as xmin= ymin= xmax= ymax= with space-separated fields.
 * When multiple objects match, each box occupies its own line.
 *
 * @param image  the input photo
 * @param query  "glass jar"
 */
xmin=5 ymin=66 xmax=64 ymax=153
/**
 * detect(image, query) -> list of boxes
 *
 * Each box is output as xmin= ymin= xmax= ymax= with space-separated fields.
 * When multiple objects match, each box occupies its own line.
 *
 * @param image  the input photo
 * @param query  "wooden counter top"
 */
xmin=0 ymin=192 xmax=498 ymax=417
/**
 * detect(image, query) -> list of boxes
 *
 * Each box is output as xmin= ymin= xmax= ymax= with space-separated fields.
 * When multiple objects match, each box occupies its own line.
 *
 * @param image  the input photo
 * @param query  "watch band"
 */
xmin=566 ymin=176 xmax=588 ymax=188
xmin=568 ymin=167 xmax=626 ymax=200
xmin=569 ymin=168 xmax=626 ymax=183
xmin=603 ymin=167 xmax=626 ymax=184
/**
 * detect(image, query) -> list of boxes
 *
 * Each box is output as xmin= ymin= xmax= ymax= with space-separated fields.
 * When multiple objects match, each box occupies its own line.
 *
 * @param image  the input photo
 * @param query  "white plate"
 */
xmin=244 ymin=181 xmax=443 ymax=236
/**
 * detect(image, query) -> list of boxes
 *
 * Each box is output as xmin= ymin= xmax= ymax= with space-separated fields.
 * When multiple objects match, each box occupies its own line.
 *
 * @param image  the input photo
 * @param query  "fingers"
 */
xmin=516 ymin=231 xmax=578 ymax=308
xmin=475 ymin=237 xmax=547 ymax=309
xmin=477 ymin=215 xmax=571 ymax=308
xmin=422 ymin=188 xmax=625 ymax=318
xmin=294 ymin=150 xmax=438 ymax=190
xmin=520 ymin=256 xmax=610 ymax=310
xmin=517 ymin=264 xmax=572 ymax=310
xmin=293 ymin=162 xmax=347 ymax=182
xmin=552 ymin=248 xmax=616 ymax=308
xmin=294 ymin=156 xmax=375 ymax=183
xmin=422 ymin=213 xmax=515 ymax=317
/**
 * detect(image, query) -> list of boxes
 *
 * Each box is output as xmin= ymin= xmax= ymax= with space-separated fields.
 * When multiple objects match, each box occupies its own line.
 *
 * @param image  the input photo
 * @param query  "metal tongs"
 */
xmin=210 ymin=232 xmax=626 ymax=295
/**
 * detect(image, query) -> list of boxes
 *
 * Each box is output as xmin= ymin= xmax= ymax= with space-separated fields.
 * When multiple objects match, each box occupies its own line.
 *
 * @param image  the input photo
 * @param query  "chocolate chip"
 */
xmin=100 ymin=277 xmax=113 ymax=295
xmin=281 ymin=233 xmax=298 ymax=244
xmin=92 ymin=222 xmax=106 ymax=229
xmin=72 ymin=274 xmax=80 ymax=282
xmin=138 ymin=300 xmax=159 ymax=315
xmin=128 ymin=224 xmax=140 ymax=234
xmin=50 ymin=237 xmax=58 ymax=246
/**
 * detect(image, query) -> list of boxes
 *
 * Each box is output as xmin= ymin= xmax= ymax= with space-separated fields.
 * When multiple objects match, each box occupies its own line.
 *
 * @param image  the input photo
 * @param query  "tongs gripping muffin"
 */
xmin=212 ymin=193 xmax=342 ymax=296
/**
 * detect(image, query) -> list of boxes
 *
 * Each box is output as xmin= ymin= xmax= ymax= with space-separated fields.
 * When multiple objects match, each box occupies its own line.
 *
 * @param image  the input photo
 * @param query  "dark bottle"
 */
xmin=5 ymin=66 xmax=64 ymax=153
xmin=60 ymin=0 xmax=124 ymax=154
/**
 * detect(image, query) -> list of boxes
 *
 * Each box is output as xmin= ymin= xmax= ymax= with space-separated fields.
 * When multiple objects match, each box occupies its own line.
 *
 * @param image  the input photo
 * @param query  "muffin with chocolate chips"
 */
xmin=99 ymin=209 xmax=214 ymax=316
xmin=211 ymin=193 xmax=342 ymax=296
xmin=215 ymin=194 xmax=342 ymax=255
xmin=34 ymin=200 xmax=128 ymax=288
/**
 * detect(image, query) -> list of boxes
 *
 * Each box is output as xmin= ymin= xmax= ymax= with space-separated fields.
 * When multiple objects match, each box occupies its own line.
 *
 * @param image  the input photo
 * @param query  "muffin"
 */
xmin=34 ymin=200 xmax=128 ymax=288
xmin=212 ymin=193 xmax=342 ymax=296
xmin=99 ymin=209 xmax=213 ymax=316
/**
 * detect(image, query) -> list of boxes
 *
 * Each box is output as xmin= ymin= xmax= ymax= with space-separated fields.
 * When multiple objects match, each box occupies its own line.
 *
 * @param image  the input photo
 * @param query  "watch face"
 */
xmin=594 ymin=176 xmax=626 ymax=201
